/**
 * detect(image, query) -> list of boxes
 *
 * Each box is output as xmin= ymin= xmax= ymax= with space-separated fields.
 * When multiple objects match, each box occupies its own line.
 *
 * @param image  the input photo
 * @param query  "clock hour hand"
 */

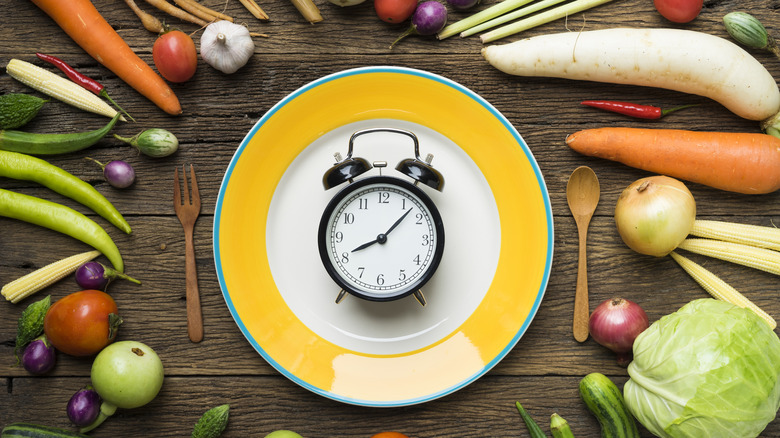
xmin=351 ymin=208 xmax=412 ymax=253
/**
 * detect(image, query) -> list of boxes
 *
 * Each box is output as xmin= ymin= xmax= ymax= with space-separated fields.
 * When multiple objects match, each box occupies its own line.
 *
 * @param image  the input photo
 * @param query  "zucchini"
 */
xmin=1 ymin=423 xmax=90 ymax=438
xmin=579 ymin=373 xmax=640 ymax=438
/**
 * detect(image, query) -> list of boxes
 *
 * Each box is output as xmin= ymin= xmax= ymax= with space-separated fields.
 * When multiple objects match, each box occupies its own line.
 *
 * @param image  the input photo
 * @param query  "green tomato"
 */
xmin=91 ymin=340 xmax=164 ymax=409
xmin=264 ymin=431 xmax=303 ymax=438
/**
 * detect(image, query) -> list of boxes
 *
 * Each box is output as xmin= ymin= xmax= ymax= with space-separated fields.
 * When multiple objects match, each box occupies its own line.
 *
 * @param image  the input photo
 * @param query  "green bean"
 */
xmin=0 ymin=150 xmax=131 ymax=234
xmin=0 ymin=188 xmax=124 ymax=273
xmin=0 ymin=113 xmax=120 ymax=155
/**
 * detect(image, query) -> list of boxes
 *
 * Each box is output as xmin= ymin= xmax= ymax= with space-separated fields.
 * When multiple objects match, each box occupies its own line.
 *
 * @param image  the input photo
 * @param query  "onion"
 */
xmin=589 ymin=297 xmax=650 ymax=366
xmin=614 ymin=175 xmax=696 ymax=257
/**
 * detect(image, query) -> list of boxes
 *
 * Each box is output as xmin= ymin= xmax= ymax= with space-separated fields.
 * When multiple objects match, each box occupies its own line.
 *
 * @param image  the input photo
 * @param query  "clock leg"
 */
xmin=413 ymin=290 xmax=427 ymax=306
xmin=335 ymin=289 xmax=349 ymax=304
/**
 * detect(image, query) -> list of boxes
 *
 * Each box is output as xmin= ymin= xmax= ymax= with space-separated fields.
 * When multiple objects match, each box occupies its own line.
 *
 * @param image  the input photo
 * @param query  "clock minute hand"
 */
xmin=383 ymin=208 xmax=413 ymax=236
xmin=351 ymin=209 xmax=413 ymax=253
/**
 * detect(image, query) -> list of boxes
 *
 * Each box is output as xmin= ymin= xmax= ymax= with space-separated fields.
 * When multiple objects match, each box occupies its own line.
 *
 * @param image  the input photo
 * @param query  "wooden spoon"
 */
xmin=566 ymin=166 xmax=600 ymax=343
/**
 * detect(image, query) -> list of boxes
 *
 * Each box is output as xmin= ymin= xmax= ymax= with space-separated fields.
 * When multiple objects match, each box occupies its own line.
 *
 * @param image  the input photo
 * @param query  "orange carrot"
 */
xmin=30 ymin=0 xmax=182 ymax=115
xmin=566 ymin=127 xmax=780 ymax=195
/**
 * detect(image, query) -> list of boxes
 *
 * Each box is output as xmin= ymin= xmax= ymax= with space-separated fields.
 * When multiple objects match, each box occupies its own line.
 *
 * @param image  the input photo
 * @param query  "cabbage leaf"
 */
xmin=624 ymin=298 xmax=780 ymax=438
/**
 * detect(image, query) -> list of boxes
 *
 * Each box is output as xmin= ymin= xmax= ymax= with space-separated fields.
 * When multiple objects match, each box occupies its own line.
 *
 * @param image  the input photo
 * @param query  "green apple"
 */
xmin=264 ymin=431 xmax=304 ymax=438
xmin=91 ymin=340 xmax=164 ymax=409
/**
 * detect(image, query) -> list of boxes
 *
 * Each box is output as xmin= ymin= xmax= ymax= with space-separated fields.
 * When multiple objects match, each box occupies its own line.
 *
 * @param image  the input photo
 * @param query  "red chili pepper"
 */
xmin=581 ymin=100 xmax=697 ymax=119
xmin=35 ymin=53 xmax=134 ymax=121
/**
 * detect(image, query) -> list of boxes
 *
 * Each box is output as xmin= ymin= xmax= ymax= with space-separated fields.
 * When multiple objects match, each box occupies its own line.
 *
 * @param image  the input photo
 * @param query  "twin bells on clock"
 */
xmin=318 ymin=128 xmax=446 ymax=307
xmin=321 ymin=128 xmax=445 ymax=192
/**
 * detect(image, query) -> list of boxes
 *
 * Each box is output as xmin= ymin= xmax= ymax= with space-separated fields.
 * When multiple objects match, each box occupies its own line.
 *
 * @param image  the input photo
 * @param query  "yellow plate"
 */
xmin=214 ymin=67 xmax=553 ymax=406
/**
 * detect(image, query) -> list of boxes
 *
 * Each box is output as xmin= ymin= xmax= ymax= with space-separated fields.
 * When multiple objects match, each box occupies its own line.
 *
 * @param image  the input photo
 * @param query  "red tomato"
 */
xmin=153 ymin=30 xmax=198 ymax=83
xmin=653 ymin=0 xmax=703 ymax=23
xmin=374 ymin=0 xmax=417 ymax=23
xmin=44 ymin=290 xmax=121 ymax=357
xmin=370 ymin=433 xmax=410 ymax=438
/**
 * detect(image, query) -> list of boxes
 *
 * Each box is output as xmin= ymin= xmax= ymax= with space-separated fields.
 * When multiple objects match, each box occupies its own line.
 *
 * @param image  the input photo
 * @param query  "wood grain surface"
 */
xmin=2 ymin=0 xmax=780 ymax=436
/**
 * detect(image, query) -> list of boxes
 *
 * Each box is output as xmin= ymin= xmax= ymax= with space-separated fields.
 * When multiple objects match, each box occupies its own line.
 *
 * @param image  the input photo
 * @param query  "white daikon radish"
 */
xmin=481 ymin=28 xmax=780 ymax=121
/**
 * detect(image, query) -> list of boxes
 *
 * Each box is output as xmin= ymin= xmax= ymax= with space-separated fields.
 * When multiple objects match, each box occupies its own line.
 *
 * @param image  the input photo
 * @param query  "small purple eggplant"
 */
xmin=21 ymin=335 xmax=56 ymax=375
xmin=390 ymin=1 xmax=448 ymax=48
xmin=75 ymin=261 xmax=141 ymax=290
xmin=85 ymin=157 xmax=136 ymax=188
xmin=67 ymin=386 xmax=102 ymax=427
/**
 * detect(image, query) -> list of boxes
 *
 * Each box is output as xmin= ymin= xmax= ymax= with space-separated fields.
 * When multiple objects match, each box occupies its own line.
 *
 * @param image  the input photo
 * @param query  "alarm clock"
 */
xmin=317 ymin=128 xmax=446 ymax=306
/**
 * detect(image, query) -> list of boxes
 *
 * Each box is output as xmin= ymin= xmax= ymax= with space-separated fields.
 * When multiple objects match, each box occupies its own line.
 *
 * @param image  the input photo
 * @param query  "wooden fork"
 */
xmin=174 ymin=164 xmax=203 ymax=343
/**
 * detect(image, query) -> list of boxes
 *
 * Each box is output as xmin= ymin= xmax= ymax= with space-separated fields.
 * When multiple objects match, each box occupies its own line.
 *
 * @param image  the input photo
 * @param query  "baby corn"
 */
xmin=2 ymin=250 xmax=100 ymax=303
xmin=678 ymin=238 xmax=780 ymax=276
xmin=670 ymin=251 xmax=776 ymax=329
xmin=6 ymin=59 xmax=125 ymax=121
xmin=692 ymin=219 xmax=780 ymax=251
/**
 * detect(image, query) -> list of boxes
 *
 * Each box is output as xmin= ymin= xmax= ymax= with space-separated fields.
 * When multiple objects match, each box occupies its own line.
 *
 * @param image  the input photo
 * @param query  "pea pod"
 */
xmin=0 ymin=150 xmax=131 ymax=234
xmin=0 ymin=188 xmax=124 ymax=272
xmin=0 ymin=113 xmax=120 ymax=155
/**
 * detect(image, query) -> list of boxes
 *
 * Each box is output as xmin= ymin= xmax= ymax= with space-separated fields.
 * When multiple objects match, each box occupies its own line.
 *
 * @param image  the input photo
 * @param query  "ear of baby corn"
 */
xmin=2 ymin=250 xmax=100 ymax=303
xmin=670 ymin=251 xmax=776 ymax=329
xmin=692 ymin=219 xmax=780 ymax=252
xmin=678 ymin=238 xmax=780 ymax=276
xmin=6 ymin=59 xmax=126 ymax=121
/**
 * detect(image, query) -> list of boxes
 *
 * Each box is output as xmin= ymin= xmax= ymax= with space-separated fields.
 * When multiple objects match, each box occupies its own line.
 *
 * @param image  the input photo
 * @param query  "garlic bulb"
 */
xmin=200 ymin=21 xmax=255 ymax=74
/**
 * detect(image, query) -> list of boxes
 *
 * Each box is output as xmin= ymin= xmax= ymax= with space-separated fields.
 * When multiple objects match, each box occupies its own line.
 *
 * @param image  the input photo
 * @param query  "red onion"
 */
xmin=589 ymin=297 xmax=649 ymax=366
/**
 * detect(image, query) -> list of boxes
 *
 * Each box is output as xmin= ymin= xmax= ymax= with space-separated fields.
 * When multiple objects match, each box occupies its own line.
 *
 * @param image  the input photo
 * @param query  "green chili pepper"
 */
xmin=0 ymin=113 xmax=120 ymax=155
xmin=0 ymin=188 xmax=124 ymax=273
xmin=0 ymin=150 xmax=131 ymax=234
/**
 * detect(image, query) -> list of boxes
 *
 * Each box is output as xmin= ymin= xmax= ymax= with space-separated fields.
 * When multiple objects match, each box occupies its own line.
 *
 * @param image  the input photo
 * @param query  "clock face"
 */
xmin=318 ymin=176 xmax=445 ymax=301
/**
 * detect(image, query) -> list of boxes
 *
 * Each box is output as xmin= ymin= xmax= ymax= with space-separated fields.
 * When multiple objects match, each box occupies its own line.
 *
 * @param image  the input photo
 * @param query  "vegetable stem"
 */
xmin=290 ymin=0 xmax=323 ymax=23
xmin=80 ymin=401 xmax=117 ymax=433
xmin=122 ymin=0 xmax=164 ymax=32
xmin=461 ymin=0 xmax=566 ymax=38
xmin=480 ymin=0 xmax=616 ymax=43
xmin=437 ymin=0 xmax=534 ymax=40
xmin=143 ymin=0 xmax=209 ymax=27
xmin=239 ymin=0 xmax=269 ymax=20
xmin=550 ymin=413 xmax=575 ymax=438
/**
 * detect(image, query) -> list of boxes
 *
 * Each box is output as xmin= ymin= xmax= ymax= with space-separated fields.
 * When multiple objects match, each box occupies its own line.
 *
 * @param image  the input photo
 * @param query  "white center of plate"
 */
xmin=266 ymin=120 xmax=500 ymax=355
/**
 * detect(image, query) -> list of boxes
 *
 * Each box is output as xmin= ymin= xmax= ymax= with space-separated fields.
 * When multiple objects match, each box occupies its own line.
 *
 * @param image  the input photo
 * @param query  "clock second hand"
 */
xmin=351 ymin=208 xmax=413 ymax=253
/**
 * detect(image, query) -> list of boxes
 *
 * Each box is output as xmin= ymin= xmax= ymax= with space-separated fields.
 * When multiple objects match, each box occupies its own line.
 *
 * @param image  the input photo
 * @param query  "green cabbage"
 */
xmin=624 ymin=298 xmax=780 ymax=438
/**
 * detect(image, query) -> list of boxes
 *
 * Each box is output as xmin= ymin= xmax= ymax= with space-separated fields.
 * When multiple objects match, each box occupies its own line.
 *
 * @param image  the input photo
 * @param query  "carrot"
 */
xmin=565 ymin=127 xmax=780 ymax=195
xmin=30 ymin=0 xmax=182 ymax=115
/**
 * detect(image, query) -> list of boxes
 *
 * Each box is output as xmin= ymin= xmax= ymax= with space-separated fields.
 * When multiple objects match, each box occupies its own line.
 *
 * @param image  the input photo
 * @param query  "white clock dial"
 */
xmin=319 ymin=177 xmax=444 ymax=301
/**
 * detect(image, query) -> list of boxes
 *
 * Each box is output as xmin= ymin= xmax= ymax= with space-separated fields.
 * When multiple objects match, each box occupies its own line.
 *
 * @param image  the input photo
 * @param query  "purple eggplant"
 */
xmin=21 ymin=335 xmax=56 ymax=375
xmin=75 ymin=261 xmax=141 ymax=290
xmin=390 ymin=1 xmax=448 ymax=48
xmin=67 ymin=386 xmax=102 ymax=427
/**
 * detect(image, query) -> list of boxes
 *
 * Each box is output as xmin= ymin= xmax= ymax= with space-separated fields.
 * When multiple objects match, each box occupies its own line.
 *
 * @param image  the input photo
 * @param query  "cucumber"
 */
xmin=579 ymin=373 xmax=640 ymax=438
xmin=1 ymin=423 xmax=90 ymax=438
xmin=0 ymin=94 xmax=47 ymax=130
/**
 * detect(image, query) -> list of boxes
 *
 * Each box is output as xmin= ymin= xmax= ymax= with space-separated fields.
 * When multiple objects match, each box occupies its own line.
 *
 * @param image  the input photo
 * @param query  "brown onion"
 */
xmin=589 ymin=297 xmax=650 ymax=366
xmin=614 ymin=175 xmax=696 ymax=257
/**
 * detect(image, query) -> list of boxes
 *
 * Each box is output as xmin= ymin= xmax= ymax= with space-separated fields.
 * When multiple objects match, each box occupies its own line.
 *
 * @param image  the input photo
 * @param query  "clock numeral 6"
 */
xmin=376 ymin=274 xmax=385 ymax=285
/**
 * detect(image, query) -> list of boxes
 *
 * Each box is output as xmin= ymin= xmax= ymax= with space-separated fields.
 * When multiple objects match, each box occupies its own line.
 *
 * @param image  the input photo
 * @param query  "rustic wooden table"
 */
xmin=2 ymin=0 xmax=780 ymax=436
